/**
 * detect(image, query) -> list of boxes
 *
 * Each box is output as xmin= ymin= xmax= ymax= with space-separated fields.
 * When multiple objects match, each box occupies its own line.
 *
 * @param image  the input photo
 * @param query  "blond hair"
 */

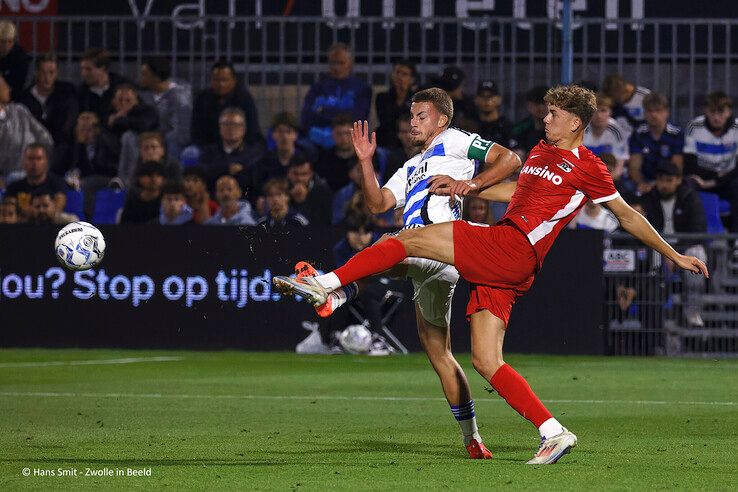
xmin=544 ymin=85 xmax=597 ymax=126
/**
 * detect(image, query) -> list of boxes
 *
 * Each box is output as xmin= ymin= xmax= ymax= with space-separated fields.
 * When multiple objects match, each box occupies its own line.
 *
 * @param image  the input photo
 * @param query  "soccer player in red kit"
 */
xmin=274 ymin=85 xmax=709 ymax=464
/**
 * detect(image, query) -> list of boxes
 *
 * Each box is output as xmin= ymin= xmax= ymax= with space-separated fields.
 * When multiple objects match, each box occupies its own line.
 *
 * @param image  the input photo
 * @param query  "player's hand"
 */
xmin=429 ymin=175 xmax=479 ymax=200
xmin=674 ymin=254 xmax=709 ymax=278
xmin=351 ymin=120 xmax=376 ymax=163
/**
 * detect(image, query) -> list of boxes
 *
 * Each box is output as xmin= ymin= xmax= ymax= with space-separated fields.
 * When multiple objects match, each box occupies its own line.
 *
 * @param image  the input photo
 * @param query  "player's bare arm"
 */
xmin=429 ymin=177 xmax=517 ymax=203
xmin=605 ymin=196 xmax=709 ymax=277
xmin=352 ymin=119 xmax=397 ymax=213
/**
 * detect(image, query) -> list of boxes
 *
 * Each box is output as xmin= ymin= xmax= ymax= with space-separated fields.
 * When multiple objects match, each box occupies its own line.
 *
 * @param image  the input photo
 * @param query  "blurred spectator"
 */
xmin=4 ymin=143 xmax=67 ymax=221
xmin=374 ymin=59 xmax=417 ymax=148
xmin=571 ymin=199 xmax=619 ymax=232
xmin=200 ymin=107 xmax=264 ymax=198
xmin=191 ymin=60 xmax=261 ymax=147
xmin=0 ymin=21 xmax=30 ymax=101
xmin=467 ymin=80 xmax=512 ymax=146
xmin=600 ymin=152 xmax=636 ymax=203
xmin=18 ymin=53 xmax=78 ymax=170
xmin=258 ymin=112 xmax=304 ymax=183
xmin=602 ymin=74 xmax=651 ymax=138
xmin=0 ymin=196 xmax=19 ymax=224
xmin=314 ymin=114 xmax=359 ymax=191
xmin=384 ymin=112 xmax=420 ymax=180
xmin=463 ymin=196 xmax=495 ymax=225
xmin=30 ymin=190 xmax=78 ymax=225
xmin=628 ymin=92 xmax=684 ymax=194
xmin=106 ymin=84 xmax=159 ymax=137
xmin=118 ymin=131 xmax=180 ymax=190
xmin=584 ymin=93 xmax=629 ymax=177
xmin=257 ymin=178 xmax=309 ymax=231
xmin=433 ymin=66 xmax=475 ymax=128
xmin=182 ymin=166 xmax=218 ymax=224
xmin=332 ymin=160 xmax=388 ymax=226
xmin=139 ymin=56 xmax=192 ymax=158
xmin=683 ymin=91 xmax=738 ymax=234
xmin=0 ymin=74 xmax=53 ymax=183
xmin=301 ymin=43 xmax=372 ymax=148
xmin=119 ymin=161 xmax=165 ymax=224
xmin=287 ymin=157 xmax=332 ymax=226
xmin=511 ymin=86 xmax=549 ymax=156
xmin=207 ymin=175 xmax=256 ymax=225
xmin=78 ymin=48 xmax=129 ymax=122
xmin=155 ymin=181 xmax=193 ymax=225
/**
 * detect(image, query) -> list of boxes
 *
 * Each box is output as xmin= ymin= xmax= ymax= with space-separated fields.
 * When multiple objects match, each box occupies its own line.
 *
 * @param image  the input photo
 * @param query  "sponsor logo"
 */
xmin=520 ymin=165 xmax=564 ymax=185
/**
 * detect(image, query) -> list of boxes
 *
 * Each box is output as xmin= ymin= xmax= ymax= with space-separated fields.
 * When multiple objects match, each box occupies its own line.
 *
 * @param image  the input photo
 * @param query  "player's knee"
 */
xmin=471 ymin=353 xmax=505 ymax=380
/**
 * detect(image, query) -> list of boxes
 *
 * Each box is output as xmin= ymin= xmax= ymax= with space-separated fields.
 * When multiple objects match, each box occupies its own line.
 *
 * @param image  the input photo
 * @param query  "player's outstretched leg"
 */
xmin=294 ymin=261 xmax=358 ymax=317
xmin=470 ymin=309 xmax=576 ymax=464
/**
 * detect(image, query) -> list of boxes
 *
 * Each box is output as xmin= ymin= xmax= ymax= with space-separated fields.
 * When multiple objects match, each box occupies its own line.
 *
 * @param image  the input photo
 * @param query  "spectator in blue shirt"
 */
xmin=207 ymin=175 xmax=256 ymax=225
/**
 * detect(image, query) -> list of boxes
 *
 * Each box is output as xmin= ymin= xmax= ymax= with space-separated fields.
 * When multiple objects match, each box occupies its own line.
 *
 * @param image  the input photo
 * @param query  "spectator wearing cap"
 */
xmin=207 ymin=175 xmax=256 ymax=225
xmin=0 ymin=74 xmax=54 ymax=183
xmin=374 ymin=59 xmax=417 ymax=148
xmin=191 ymin=60 xmax=261 ymax=148
xmin=467 ymin=80 xmax=512 ymax=147
xmin=4 ymin=143 xmax=67 ymax=221
xmin=628 ymin=92 xmax=684 ymax=194
xmin=300 ymin=43 xmax=372 ymax=149
xmin=683 ymin=91 xmax=738 ymax=234
xmin=154 ymin=180 xmax=193 ymax=225
xmin=30 ymin=190 xmax=78 ymax=225
xmin=584 ymin=93 xmax=630 ymax=177
xmin=0 ymin=20 xmax=30 ymax=101
xmin=433 ymin=66 xmax=475 ymax=128
xmin=287 ymin=157 xmax=332 ymax=227
xmin=78 ymin=48 xmax=130 ymax=122
xmin=139 ymin=56 xmax=192 ymax=158
xmin=257 ymin=178 xmax=309 ymax=232
xmin=120 ymin=160 xmax=166 ymax=224
xmin=510 ymin=85 xmax=549 ymax=157
xmin=19 ymin=53 xmax=79 ymax=170
xmin=182 ymin=166 xmax=218 ymax=224
xmin=602 ymin=73 xmax=651 ymax=138
xmin=384 ymin=112 xmax=421 ymax=181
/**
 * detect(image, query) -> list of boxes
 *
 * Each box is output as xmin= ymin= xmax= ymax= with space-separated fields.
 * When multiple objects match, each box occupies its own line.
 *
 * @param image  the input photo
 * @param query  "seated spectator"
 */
xmin=257 ymin=112 xmax=305 ymax=184
xmin=191 ymin=60 xmax=261 ymax=148
xmin=571 ymin=199 xmax=619 ymax=232
xmin=683 ymin=91 xmax=738 ymax=234
xmin=0 ymin=196 xmax=19 ymax=224
xmin=466 ymin=80 xmax=513 ymax=146
xmin=182 ymin=166 xmax=218 ymax=224
xmin=118 ymin=131 xmax=180 ymax=190
xmin=257 ymin=177 xmax=309 ymax=231
xmin=374 ymin=59 xmax=417 ymax=148
xmin=331 ymin=160 xmax=390 ymax=226
xmin=106 ymin=84 xmax=159 ymax=138
xmin=30 ymin=190 xmax=78 ymax=225
xmin=139 ymin=56 xmax=191 ymax=158
xmin=628 ymin=92 xmax=684 ymax=194
xmin=600 ymin=152 xmax=636 ymax=203
xmin=384 ymin=112 xmax=421 ymax=180
xmin=0 ymin=20 xmax=30 ymax=101
xmin=602 ymin=73 xmax=651 ymax=138
xmin=0 ymin=75 xmax=53 ymax=183
xmin=511 ymin=85 xmax=549 ymax=157
xmin=155 ymin=180 xmax=193 ymax=225
xmin=432 ymin=66 xmax=475 ymax=128
xmin=462 ymin=196 xmax=495 ymax=225
xmin=18 ymin=53 xmax=78 ymax=170
xmin=200 ymin=107 xmax=264 ymax=198
xmin=78 ymin=48 xmax=129 ymax=122
xmin=4 ymin=143 xmax=66 ymax=221
xmin=314 ymin=113 xmax=361 ymax=191
xmin=207 ymin=175 xmax=256 ymax=225
xmin=282 ymin=157 xmax=331 ymax=226
xmin=120 ymin=161 xmax=165 ymax=224
xmin=584 ymin=93 xmax=629 ymax=177
xmin=301 ymin=43 xmax=371 ymax=148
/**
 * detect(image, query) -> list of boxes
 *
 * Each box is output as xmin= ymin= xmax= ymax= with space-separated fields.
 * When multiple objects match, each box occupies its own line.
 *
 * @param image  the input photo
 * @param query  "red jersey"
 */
xmin=501 ymin=140 xmax=619 ymax=267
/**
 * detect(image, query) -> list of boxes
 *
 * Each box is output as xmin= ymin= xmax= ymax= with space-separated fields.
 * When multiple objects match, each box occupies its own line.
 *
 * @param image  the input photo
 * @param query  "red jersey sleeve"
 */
xmin=577 ymin=155 xmax=620 ymax=204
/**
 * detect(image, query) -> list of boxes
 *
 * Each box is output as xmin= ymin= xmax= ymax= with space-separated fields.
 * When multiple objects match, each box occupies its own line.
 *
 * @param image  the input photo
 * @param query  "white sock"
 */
xmin=328 ymin=282 xmax=358 ymax=310
xmin=451 ymin=401 xmax=482 ymax=445
xmin=314 ymin=272 xmax=341 ymax=291
xmin=538 ymin=417 xmax=564 ymax=439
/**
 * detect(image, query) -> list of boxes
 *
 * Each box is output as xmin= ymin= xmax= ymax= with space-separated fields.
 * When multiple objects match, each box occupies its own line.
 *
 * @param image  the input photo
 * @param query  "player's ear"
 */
xmin=438 ymin=114 xmax=449 ymax=128
xmin=571 ymin=117 xmax=582 ymax=133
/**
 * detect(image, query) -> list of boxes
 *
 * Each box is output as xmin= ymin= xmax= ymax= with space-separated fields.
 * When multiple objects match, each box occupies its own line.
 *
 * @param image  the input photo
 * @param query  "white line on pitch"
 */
xmin=0 ymin=391 xmax=734 ymax=407
xmin=0 ymin=356 xmax=184 ymax=368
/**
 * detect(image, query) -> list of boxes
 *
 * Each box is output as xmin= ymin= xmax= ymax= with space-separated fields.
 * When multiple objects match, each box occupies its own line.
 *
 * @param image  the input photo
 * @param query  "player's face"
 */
xmin=543 ymin=105 xmax=581 ymax=144
xmin=328 ymin=49 xmax=352 ymax=80
xmin=644 ymin=105 xmax=669 ymax=129
xmin=210 ymin=68 xmax=237 ymax=97
xmin=705 ymin=106 xmax=732 ymax=129
xmin=591 ymin=104 xmax=611 ymax=129
xmin=410 ymin=102 xmax=447 ymax=147
xmin=36 ymin=61 xmax=57 ymax=93
xmin=140 ymin=138 xmax=165 ymax=162
xmin=655 ymin=174 xmax=681 ymax=198
xmin=23 ymin=147 xmax=48 ymax=178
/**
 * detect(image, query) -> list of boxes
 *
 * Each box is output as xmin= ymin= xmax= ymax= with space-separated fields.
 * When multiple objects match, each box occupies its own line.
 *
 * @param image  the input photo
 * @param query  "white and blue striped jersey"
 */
xmin=584 ymin=117 xmax=630 ymax=160
xmin=684 ymin=115 xmax=738 ymax=175
xmin=383 ymin=128 xmax=492 ymax=227
xmin=614 ymin=85 xmax=651 ymax=137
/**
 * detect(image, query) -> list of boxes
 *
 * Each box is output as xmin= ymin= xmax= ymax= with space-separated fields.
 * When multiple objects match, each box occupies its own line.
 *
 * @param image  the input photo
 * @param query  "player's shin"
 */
xmin=321 ymin=238 xmax=408 ymax=288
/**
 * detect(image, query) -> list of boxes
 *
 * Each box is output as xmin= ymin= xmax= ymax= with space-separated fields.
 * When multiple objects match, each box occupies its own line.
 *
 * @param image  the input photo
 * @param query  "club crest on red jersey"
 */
xmin=557 ymin=161 xmax=574 ymax=173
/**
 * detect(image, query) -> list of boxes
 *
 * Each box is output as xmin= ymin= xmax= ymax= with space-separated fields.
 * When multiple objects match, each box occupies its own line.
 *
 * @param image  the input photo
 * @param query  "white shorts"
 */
xmin=403 ymin=257 xmax=459 ymax=328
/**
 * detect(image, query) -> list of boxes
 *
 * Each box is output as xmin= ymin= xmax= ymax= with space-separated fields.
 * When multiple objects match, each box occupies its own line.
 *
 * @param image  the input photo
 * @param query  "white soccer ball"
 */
xmin=338 ymin=324 xmax=373 ymax=354
xmin=54 ymin=221 xmax=106 ymax=271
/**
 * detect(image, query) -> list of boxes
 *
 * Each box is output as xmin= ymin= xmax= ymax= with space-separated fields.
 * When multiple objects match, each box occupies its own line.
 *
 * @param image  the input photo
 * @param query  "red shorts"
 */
xmin=452 ymin=220 xmax=537 ymax=326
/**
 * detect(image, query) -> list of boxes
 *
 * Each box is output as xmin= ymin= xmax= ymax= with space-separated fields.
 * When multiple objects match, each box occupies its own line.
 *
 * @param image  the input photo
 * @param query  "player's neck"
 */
xmin=552 ymin=133 xmax=584 ymax=152
xmin=421 ymin=128 xmax=445 ymax=152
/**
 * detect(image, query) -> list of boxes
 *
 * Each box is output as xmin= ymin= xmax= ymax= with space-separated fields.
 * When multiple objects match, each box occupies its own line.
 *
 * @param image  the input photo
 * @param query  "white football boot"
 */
xmin=273 ymin=275 xmax=329 ymax=306
xmin=526 ymin=428 xmax=577 ymax=465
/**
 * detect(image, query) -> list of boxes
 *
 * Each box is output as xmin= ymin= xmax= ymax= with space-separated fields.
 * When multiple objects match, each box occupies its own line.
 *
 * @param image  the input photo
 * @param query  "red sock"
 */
xmin=334 ymin=238 xmax=408 ymax=285
xmin=490 ymin=363 xmax=552 ymax=428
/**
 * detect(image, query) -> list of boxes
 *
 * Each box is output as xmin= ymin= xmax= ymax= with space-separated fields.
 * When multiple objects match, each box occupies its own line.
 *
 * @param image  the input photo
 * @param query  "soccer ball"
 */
xmin=54 ymin=221 xmax=106 ymax=271
xmin=338 ymin=324 xmax=373 ymax=354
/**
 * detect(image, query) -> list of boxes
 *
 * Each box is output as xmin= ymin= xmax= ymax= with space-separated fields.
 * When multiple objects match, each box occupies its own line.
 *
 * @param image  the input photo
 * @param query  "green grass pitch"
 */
xmin=1 ymin=349 xmax=737 ymax=490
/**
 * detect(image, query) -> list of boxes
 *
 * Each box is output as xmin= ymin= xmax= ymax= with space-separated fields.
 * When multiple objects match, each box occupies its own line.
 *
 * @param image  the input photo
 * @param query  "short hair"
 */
xmin=344 ymin=212 xmax=374 ymax=233
xmin=211 ymin=59 xmax=236 ymax=77
xmin=35 ymin=53 xmax=57 ymax=69
xmin=0 ymin=20 xmax=17 ymax=41
xmin=328 ymin=42 xmax=352 ymax=57
xmin=705 ymin=91 xmax=733 ymax=111
xmin=642 ymin=92 xmax=669 ymax=111
xmin=288 ymin=154 xmax=313 ymax=169
xmin=136 ymin=160 xmax=165 ymax=177
xmin=271 ymin=111 xmax=300 ymax=131
xmin=220 ymin=106 xmax=246 ymax=122
xmin=24 ymin=142 xmax=49 ymax=158
xmin=142 ymin=56 xmax=171 ymax=81
xmin=161 ymin=180 xmax=185 ymax=196
xmin=601 ymin=74 xmax=628 ymax=99
xmin=596 ymin=93 xmax=613 ymax=108
xmin=544 ymin=85 xmax=598 ymax=126
xmin=138 ymin=131 xmax=164 ymax=146
xmin=263 ymin=177 xmax=289 ymax=196
xmin=412 ymin=88 xmax=454 ymax=126
xmin=114 ymin=82 xmax=139 ymax=96
xmin=182 ymin=166 xmax=207 ymax=182
xmin=331 ymin=112 xmax=354 ymax=129
xmin=82 ymin=48 xmax=110 ymax=69
xmin=77 ymin=111 xmax=100 ymax=126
